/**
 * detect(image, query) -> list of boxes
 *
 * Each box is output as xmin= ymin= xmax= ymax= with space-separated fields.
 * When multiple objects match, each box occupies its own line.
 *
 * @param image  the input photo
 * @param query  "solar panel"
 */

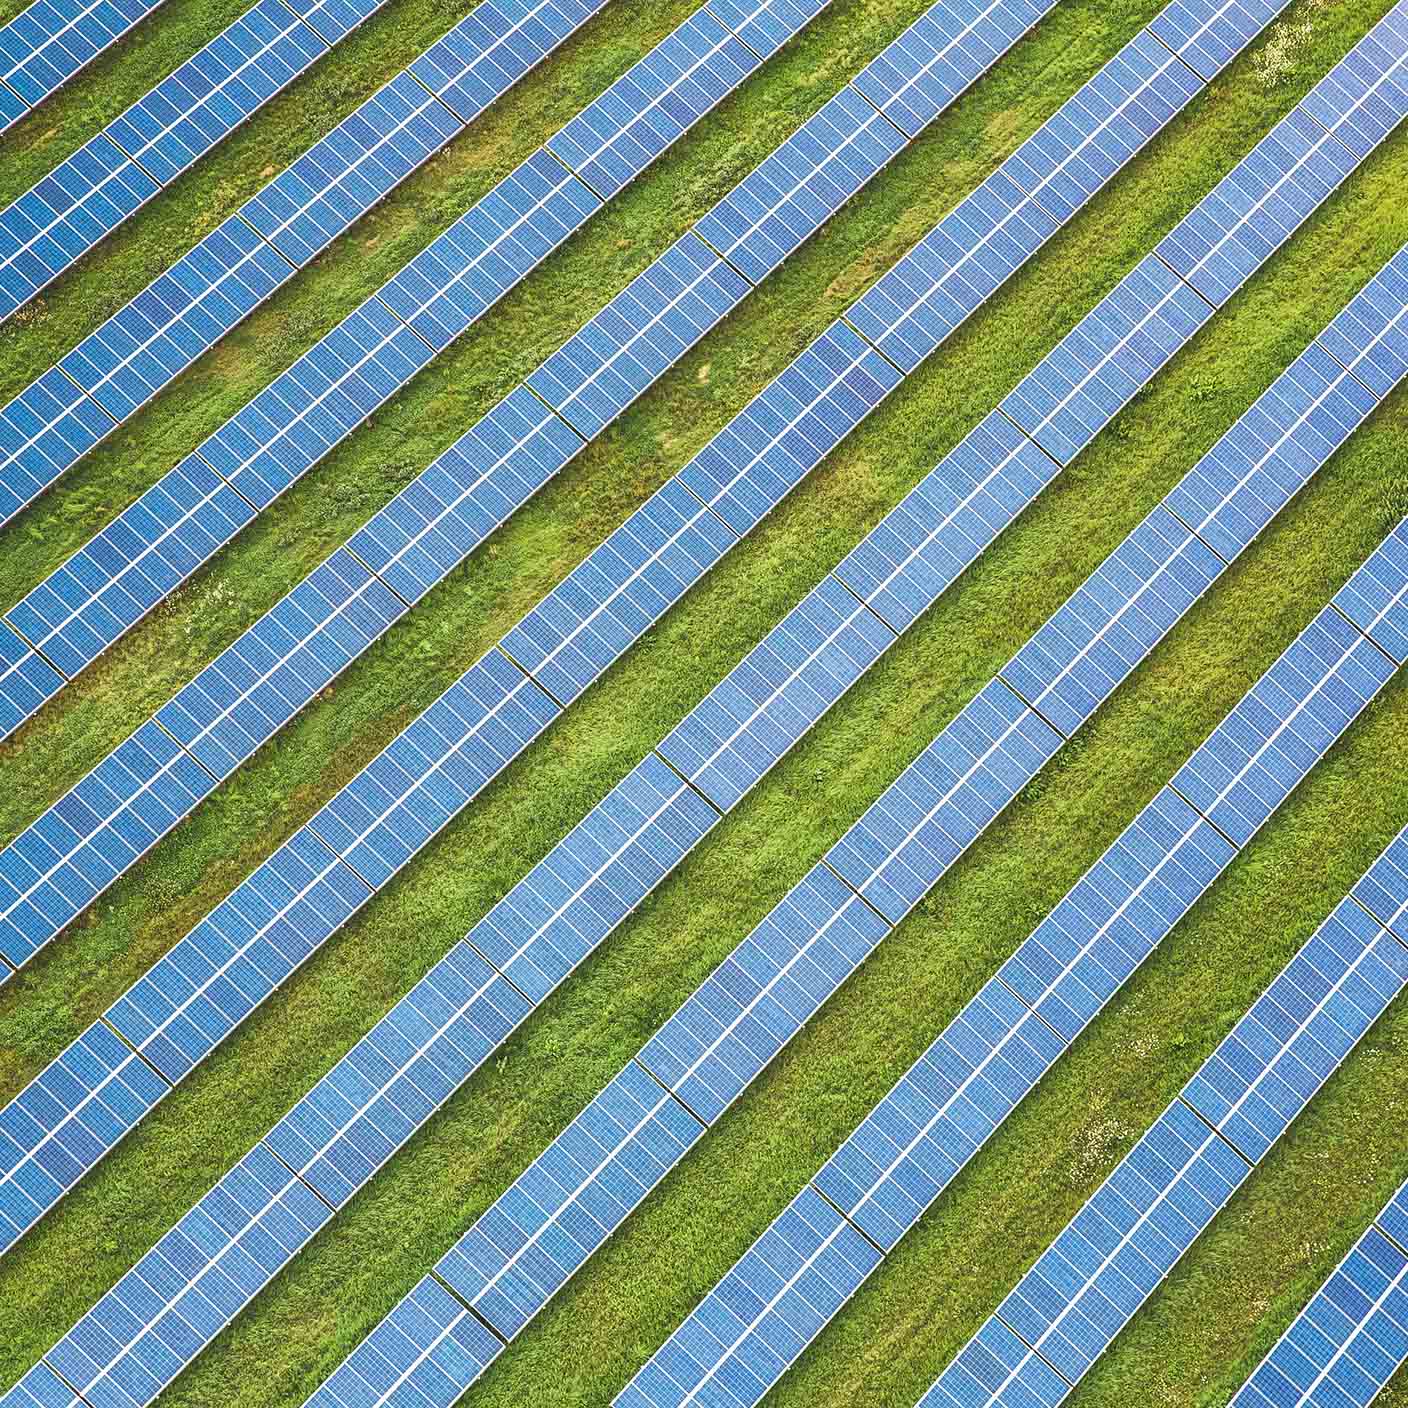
xmin=0 ymin=0 xmax=373 ymax=322
xmin=616 ymin=1184 xmax=882 ymax=1408
xmin=0 ymin=1361 xmax=84 ymax=1408
xmin=1230 ymin=1175 xmax=1408 ymax=1407
xmin=0 ymin=620 xmax=64 ymax=742
xmin=0 ymin=0 xmax=614 ymax=527
xmin=303 ymin=1274 xmax=504 ymax=1408
xmin=708 ymin=0 xmax=829 ymax=60
xmin=1353 ymin=827 xmax=1408 ymax=939
xmin=0 ymin=0 xmax=167 ymax=134
xmin=656 ymin=574 xmax=896 ymax=811
xmin=1148 ymin=0 xmax=1289 ymax=81
xmin=822 ymin=679 xmax=1063 ymax=923
xmin=465 ymin=753 xmax=720 ymax=1003
xmin=436 ymin=1061 xmax=706 ymax=1338
xmin=545 ymin=7 xmax=759 ymax=200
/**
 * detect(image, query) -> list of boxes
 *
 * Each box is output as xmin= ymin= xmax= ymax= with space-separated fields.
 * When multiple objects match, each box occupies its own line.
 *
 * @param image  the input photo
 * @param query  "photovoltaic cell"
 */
xmin=1149 ymin=0 xmax=1289 ymax=81
xmin=1230 ymin=1177 xmax=1408 ymax=1408
xmin=0 ymin=364 xmax=115 ymax=519
xmin=525 ymin=231 xmax=751 ymax=440
xmin=1353 ymin=826 xmax=1408 ymax=939
xmin=0 ymin=0 xmax=167 ymax=133
xmin=0 ymin=623 xmax=64 ymax=742
xmin=707 ymin=0 xmax=829 ymax=60
xmin=1 ymin=1361 xmax=86 ymax=1408
xmin=1334 ymin=515 xmax=1408 ymax=665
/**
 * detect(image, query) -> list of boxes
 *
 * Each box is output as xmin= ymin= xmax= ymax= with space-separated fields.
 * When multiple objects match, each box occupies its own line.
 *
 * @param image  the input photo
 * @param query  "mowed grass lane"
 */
xmin=4 ymin=0 xmax=1408 ymax=1405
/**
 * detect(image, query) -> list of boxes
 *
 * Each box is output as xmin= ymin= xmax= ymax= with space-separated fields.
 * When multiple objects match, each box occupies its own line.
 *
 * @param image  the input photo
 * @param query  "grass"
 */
xmin=1 ymin=0 xmax=1407 ymax=1404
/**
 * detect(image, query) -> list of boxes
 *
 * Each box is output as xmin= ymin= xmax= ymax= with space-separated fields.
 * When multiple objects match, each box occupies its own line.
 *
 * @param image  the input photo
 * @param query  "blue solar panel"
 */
xmin=656 ymin=573 xmax=895 ymax=811
xmin=846 ymin=171 xmax=1059 ymax=374
xmin=694 ymin=84 xmax=907 ymax=284
xmin=0 ymin=719 xmax=217 ymax=969
xmin=0 ymin=1361 xmax=84 ymax=1408
xmin=1352 ymin=826 xmax=1408 ymax=938
xmin=0 ymin=0 xmax=167 ymax=132
xmin=348 ymin=387 xmax=583 ymax=606
xmin=287 ymin=0 xmax=381 ymax=45
xmin=1334 ymin=517 xmax=1408 ymax=665
xmin=410 ymin=0 xmax=608 ymax=123
xmin=1000 ymin=254 xmax=1214 ymax=465
xmin=304 ymin=649 xmax=559 ymax=890
xmin=834 ymin=410 xmax=1059 ymax=633
xmin=500 ymin=477 xmax=737 ymax=707
xmin=851 ymin=0 xmax=1053 ymax=138
xmin=304 ymin=1274 xmax=503 ymax=1408
xmin=0 ymin=1021 xmax=167 ymax=1254
xmin=58 ymin=213 xmax=293 ymax=423
xmin=0 ymin=365 xmax=115 ymax=519
xmin=972 ymin=1101 xmax=1249 ymax=1392
xmin=0 ymin=131 xmax=159 ymax=320
xmin=813 ymin=974 xmax=1064 ymax=1250
xmin=5 ymin=452 xmax=256 ymax=679
xmin=0 ymin=624 xmax=65 ymax=740
xmin=1170 ymin=605 xmax=1396 ymax=847
xmin=154 ymin=549 xmax=405 ymax=780
xmin=1155 ymin=97 xmax=1372 ymax=308
xmin=1182 ymin=897 xmax=1408 ymax=1161
xmin=42 ymin=1143 xmax=333 ymax=1405
xmin=1300 ymin=4 xmax=1408 ymax=158
xmin=1230 ymin=1205 xmax=1408 ymax=1408
xmin=264 ymin=941 xmax=531 ymax=1207
xmin=616 ymin=1184 xmax=881 ymax=1408
xmin=639 ymin=863 xmax=889 ymax=1122
xmin=706 ymin=0 xmax=829 ymax=61
xmin=1000 ymin=27 xmax=1203 ymax=224
xmin=1149 ymin=0 xmax=1291 ymax=81
xmin=998 ymin=786 xmax=1236 ymax=1041
xmin=1000 ymin=507 xmax=1224 ymax=736
xmin=436 ymin=1061 xmax=705 ymax=1338
xmin=1164 ymin=346 xmax=1379 ymax=562
xmin=679 ymin=320 xmax=902 ymax=536
xmin=920 ymin=1317 xmax=1067 ymax=1408
xmin=378 ymin=147 xmax=599 ymax=352
xmin=107 ymin=0 xmax=327 ymax=187
xmin=1318 ymin=245 xmax=1408 ymax=399
xmin=466 ymin=753 xmax=720 ymax=1003
xmin=526 ymin=231 xmax=751 ymax=439
xmin=106 ymin=825 xmax=370 ymax=1080
xmin=241 ymin=69 xmax=463 ymax=266
xmin=823 ymin=679 xmax=1062 ymax=923
xmin=546 ymin=8 xmax=759 ymax=200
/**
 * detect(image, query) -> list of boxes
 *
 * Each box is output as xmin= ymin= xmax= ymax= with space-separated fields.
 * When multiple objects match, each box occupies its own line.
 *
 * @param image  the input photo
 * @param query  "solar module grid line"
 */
xmin=608 ymin=265 xmax=1408 ymax=1408
xmin=0 ymin=0 xmax=614 ymax=530
xmin=0 ymin=0 xmax=168 ymax=134
xmin=0 ymin=0 xmax=837 ymax=727
xmin=0 ymin=0 xmax=1362 ymax=1267
xmin=0 ymin=0 xmax=1057 ymax=974
xmin=1229 ymin=1176 xmax=1408 ymax=1408
xmin=0 ymin=0 xmax=386 ymax=324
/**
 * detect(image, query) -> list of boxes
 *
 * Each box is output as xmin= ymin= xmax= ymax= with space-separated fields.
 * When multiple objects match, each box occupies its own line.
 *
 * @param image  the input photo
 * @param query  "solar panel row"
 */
xmin=0 ymin=0 xmax=1382 ymax=1279
xmin=0 ymin=5 xmax=1391 ymax=1399
xmin=0 ymin=0 xmax=840 ymax=734
xmin=0 ymin=0 xmax=1065 ymax=969
xmin=923 ymin=834 xmax=1408 ymax=1408
xmin=0 ymin=0 xmax=391 ymax=324
xmin=0 ymin=0 xmax=165 ymax=134
xmin=610 ymin=300 xmax=1408 ymax=1408
xmin=1231 ymin=1167 xmax=1408 ymax=1408
xmin=0 ymin=0 xmax=615 ymax=527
